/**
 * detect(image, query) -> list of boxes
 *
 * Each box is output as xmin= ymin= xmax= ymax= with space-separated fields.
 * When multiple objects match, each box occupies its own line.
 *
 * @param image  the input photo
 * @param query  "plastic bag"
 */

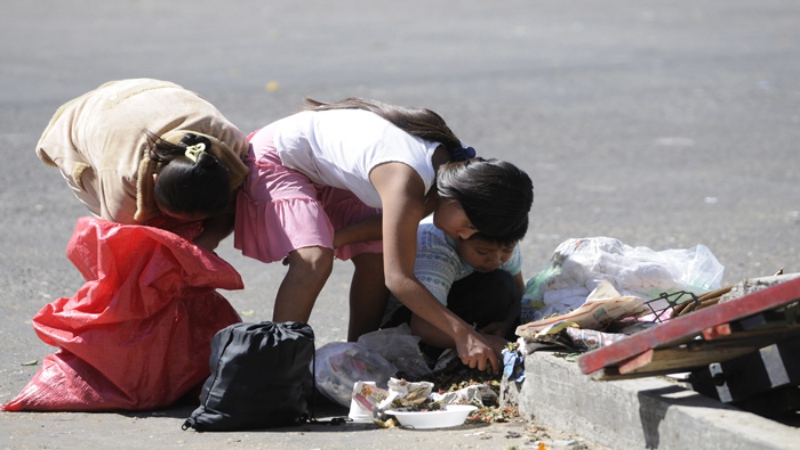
xmin=183 ymin=321 xmax=315 ymax=431
xmin=520 ymin=237 xmax=724 ymax=323
xmin=2 ymin=217 xmax=242 ymax=411
xmin=357 ymin=324 xmax=432 ymax=378
xmin=313 ymin=342 xmax=397 ymax=407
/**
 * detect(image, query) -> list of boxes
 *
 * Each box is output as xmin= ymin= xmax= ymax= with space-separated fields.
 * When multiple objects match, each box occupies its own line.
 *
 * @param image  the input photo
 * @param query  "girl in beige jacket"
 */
xmin=36 ymin=79 xmax=249 ymax=250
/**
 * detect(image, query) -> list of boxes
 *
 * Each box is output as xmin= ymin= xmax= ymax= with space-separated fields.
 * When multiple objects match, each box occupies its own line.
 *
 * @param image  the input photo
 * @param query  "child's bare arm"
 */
xmin=332 ymin=213 xmax=383 ymax=248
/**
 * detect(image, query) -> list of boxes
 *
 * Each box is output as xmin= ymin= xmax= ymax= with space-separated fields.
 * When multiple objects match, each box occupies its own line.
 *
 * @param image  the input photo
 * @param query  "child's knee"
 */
xmin=288 ymin=246 xmax=334 ymax=278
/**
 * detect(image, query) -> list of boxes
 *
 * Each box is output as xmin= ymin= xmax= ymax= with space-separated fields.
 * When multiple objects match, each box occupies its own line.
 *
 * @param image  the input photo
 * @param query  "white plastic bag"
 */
xmin=520 ymin=237 xmax=724 ymax=323
xmin=357 ymin=324 xmax=432 ymax=378
xmin=313 ymin=342 xmax=397 ymax=407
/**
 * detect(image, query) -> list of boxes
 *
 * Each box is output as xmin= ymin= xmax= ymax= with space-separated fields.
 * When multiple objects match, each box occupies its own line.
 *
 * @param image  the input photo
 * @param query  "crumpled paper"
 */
xmin=430 ymin=383 xmax=497 ymax=406
xmin=516 ymin=280 xmax=648 ymax=339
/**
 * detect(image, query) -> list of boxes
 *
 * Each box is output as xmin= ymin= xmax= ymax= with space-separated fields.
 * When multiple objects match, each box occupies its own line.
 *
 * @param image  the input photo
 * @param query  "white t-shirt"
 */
xmin=271 ymin=109 xmax=441 ymax=208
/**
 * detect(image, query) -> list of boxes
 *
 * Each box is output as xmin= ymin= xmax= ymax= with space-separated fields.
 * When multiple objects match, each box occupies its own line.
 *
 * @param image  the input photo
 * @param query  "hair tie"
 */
xmin=450 ymin=146 xmax=476 ymax=162
xmin=184 ymin=143 xmax=206 ymax=163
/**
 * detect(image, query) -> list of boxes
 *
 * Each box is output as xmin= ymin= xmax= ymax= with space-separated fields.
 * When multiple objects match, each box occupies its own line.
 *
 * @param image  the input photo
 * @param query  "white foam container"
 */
xmin=385 ymin=405 xmax=478 ymax=429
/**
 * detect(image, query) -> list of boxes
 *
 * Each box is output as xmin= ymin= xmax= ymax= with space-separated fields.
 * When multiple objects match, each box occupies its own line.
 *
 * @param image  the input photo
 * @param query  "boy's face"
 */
xmin=454 ymin=237 xmax=515 ymax=273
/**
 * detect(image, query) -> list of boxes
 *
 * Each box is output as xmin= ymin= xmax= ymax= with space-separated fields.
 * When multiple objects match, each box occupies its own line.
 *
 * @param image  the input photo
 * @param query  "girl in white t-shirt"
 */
xmin=234 ymin=98 xmax=533 ymax=372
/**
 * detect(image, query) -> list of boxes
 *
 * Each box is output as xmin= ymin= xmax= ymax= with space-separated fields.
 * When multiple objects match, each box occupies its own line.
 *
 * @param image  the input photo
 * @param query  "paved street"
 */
xmin=1 ymin=0 xmax=799 ymax=448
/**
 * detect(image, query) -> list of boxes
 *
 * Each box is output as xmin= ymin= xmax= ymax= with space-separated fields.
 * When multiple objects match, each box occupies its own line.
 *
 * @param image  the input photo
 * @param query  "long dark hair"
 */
xmin=146 ymin=131 xmax=231 ymax=217
xmin=437 ymin=158 xmax=533 ymax=240
xmin=303 ymin=97 xmax=465 ymax=158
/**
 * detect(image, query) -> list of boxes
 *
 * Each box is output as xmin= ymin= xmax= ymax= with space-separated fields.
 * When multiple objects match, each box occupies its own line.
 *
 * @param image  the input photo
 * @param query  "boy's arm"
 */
xmin=332 ymin=213 xmax=383 ymax=248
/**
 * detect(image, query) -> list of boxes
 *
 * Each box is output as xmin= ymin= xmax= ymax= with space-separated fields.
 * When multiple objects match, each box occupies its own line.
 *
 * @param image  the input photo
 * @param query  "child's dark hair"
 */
xmin=146 ymin=131 xmax=231 ymax=217
xmin=303 ymin=97 xmax=469 ymax=161
xmin=469 ymin=215 xmax=529 ymax=247
xmin=438 ymin=158 xmax=533 ymax=239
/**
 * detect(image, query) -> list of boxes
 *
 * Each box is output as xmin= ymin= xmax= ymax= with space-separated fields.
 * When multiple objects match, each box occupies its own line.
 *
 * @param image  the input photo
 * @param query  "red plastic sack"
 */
xmin=2 ymin=217 xmax=243 ymax=411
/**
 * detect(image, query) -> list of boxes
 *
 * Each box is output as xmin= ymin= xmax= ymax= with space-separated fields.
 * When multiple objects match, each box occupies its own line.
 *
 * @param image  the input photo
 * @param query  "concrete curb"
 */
xmin=518 ymin=352 xmax=800 ymax=450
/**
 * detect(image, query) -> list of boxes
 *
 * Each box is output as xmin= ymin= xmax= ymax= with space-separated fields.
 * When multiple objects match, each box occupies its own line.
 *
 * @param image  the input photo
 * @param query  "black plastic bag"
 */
xmin=182 ymin=321 xmax=315 ymax=431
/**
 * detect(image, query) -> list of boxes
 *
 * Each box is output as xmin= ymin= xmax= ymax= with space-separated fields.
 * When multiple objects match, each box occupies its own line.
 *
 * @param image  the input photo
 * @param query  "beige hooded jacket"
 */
xmin=36 ymin=78 xmax=249 ymax=224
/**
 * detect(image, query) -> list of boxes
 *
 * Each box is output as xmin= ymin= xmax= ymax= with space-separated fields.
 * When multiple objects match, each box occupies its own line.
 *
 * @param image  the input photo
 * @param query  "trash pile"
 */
xmin=520 ymin=237 xmax=724 ymax=324
xmin=514 ymin=236 xmax=800 ymax=421
xmin=512 ymin=237 xmax=725 ymax=355
xmin=305 ymin=236 xmax=745 ymax=428
xmin=312 ymin=322 xmax=524 ymax=427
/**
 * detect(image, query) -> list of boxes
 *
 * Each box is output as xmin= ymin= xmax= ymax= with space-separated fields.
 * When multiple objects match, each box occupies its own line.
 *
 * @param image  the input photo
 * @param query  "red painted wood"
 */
xmin=702 ymin=323 xmax=731 ymax=340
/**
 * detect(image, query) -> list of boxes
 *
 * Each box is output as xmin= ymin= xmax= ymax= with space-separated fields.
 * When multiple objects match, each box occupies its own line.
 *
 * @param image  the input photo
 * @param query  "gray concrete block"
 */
xmin=518 ymin=352 xmax=800 ymax=450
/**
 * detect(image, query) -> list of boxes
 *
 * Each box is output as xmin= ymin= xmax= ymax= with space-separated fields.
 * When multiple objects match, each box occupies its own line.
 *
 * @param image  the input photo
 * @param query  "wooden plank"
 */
xmin=578 ymin=277 xmax=800 ymax=375
xmin=593 ymin=344 xmax=765 ymax=381
xmin=616 ymin=344 xmax=763 ymax=375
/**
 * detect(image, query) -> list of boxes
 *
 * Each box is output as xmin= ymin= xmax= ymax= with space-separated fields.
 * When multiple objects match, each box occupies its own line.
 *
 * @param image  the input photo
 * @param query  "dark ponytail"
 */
xmin=303 ymin=98 xmax=471 ymax=161
xmin=146 ymin=131 xmax=231 ymax=217
xmin=437 ymin=158 xmax=533 ymax=240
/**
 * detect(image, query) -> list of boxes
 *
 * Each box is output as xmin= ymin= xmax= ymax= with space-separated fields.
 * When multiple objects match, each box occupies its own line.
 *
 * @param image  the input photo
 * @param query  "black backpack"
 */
xmin=182 ymin=321 xmax=315 ymax=431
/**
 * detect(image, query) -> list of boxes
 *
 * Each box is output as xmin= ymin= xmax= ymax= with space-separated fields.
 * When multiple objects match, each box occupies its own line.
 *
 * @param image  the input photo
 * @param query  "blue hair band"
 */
xmin=450 ymin=146 xmax=476 ymax=162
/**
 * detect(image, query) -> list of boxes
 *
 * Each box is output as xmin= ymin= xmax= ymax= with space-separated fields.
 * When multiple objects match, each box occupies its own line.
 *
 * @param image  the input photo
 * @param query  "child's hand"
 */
xmin=456 ymin=331 xmax=499 ymax=373
xmin=479 ymin=332 xmax=510 ymax=358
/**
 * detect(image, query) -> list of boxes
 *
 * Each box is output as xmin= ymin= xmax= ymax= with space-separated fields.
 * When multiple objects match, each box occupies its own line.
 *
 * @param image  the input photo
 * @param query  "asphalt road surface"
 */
xmin=1 ymin=1 xmax=798 ymax=449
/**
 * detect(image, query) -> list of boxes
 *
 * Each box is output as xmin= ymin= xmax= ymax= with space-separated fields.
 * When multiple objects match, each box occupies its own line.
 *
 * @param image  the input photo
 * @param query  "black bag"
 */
xmin=182 ymin=321 xmax=315 ymax=431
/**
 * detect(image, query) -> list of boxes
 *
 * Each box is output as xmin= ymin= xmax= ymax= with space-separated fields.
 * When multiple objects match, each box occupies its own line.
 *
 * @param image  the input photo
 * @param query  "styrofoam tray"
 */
xmin=385 ymin=405 xmax=478 ymax=429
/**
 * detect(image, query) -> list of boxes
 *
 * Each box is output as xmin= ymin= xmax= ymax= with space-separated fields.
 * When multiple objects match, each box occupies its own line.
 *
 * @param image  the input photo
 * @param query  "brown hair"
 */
xmin=303 ymin=97 xmax=464 ymax=154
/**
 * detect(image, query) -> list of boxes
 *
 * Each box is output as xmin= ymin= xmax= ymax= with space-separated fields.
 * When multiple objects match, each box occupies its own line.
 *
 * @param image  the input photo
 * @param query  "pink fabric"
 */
xmin=234 ymin=126 xmax=382 ymax=263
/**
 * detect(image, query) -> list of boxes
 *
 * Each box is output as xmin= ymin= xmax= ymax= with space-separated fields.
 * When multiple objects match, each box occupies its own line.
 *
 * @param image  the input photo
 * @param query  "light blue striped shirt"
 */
xmin=414 ymin=221 xmax=522 ymax=306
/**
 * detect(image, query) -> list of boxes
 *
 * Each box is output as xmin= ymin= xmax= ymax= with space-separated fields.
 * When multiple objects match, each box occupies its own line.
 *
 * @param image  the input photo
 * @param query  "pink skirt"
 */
xmin=234 ymin=126 xmax=383 ymax=263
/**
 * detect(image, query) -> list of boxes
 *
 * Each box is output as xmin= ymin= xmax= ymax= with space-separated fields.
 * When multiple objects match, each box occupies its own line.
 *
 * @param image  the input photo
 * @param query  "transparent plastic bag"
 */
xmin=357 ymin=324 xmax=432 ymax=378
xmin=313 ymin=342 xmax=397 ymax=407
xmin=520 ymin=237 xmax=724 ymax=323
